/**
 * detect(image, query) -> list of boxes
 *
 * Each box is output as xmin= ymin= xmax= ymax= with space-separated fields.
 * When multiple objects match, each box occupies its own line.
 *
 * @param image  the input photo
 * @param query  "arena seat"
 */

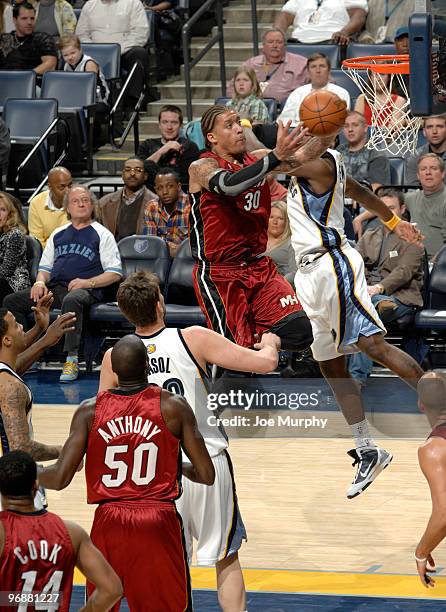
xmin=0 ymin=71 xmax=36 ymax=115
xmin=3 ymin=98 xmax=57 ymax=146
xmin=119 ymin=235 xmax=170 ymax=289
xmin=214 ymin=97 xmax=278 ymax=122
xmin=287 ymin=44 xmax=340 ymax=69
xmin=330 ymin=69 xmax=365 ymax=108
xmin=416 ymin=245 xmax=446 ymax=330
xmin=388 ymin=157 xmax=405 ymax=185
xmin=165 ymin=239 xmax=206 ymax=326
xmin=41 ymin=71 xmax=97 ymax=173
xmin=80 ymin=43 xmax=121 ymax=82
xmin=346 ymin=43 xmax=396 ymax=59
xmin=25 ymin=235 xmax=43 ymax=284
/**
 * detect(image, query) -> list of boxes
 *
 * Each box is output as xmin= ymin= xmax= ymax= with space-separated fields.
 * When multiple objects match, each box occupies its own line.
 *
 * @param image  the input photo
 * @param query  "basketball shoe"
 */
xmin=346 ymin=446 xmax=393 ymax=499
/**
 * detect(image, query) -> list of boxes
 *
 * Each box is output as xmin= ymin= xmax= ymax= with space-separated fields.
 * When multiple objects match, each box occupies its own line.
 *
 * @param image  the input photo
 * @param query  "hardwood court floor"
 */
xmin=34 ymin=404 xmax=436 ymax=580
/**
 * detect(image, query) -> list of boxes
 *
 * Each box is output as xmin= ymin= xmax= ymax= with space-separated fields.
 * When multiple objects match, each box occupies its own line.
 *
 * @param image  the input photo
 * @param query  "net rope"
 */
xmin=342 ymin=58 xmax=423 ymax=156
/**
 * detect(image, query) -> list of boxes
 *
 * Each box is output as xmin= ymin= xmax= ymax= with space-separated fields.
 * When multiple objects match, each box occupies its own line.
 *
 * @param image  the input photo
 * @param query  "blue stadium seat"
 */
xmin=25 ymin=235 xmax=43 ymax=284
xmin=0 ymin=71 xmax=36 ymax=114
xmin=41 ymin=71 xmax=97 ymax=173
xmin=3 ymin=98 xmax=58 ymax=145
xmin=416 ymin=245 xmax=446 ymax=331
xmin=165 ymin=239 xmax=206 ymax=326
xmin=214 ymin=97 xmax=278 ymax=122
xmin=80 ymin=43 xmax=121 ymax=81
xmin=388 ymin=157 xmax=405 ymax=185
xmin=287 ymin=44 xmax=340 ymax=68
xmin=330 ymin=69 xmax=365 ymax=107
xmin=346 ymin=43 xmax=396 ymax=59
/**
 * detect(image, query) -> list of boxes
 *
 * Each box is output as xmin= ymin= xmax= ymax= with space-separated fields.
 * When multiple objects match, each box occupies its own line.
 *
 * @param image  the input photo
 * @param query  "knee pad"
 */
xmin=269 ymin=311 xmax=313 ymax=352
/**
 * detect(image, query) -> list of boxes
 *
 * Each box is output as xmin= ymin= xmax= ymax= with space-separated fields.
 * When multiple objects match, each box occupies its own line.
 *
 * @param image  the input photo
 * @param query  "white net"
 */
xmin=342 ymin=56 xmax=423 ymax=157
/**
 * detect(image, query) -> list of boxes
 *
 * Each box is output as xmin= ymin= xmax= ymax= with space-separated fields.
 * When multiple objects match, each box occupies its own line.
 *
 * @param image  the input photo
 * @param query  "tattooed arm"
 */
xmin=188 ymin=122 xmax=310 ymax=197
xmin=0 ymin=378 xmax=61 ymax=461
xmin=251 ymin=135 xmax=335 ymax=175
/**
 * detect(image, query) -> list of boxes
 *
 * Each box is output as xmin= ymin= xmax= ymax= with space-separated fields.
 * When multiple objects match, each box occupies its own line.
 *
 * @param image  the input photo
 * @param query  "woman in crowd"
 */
xmin=354 ymin=71 xmax=406 ymax=128
xmin=59 ymin=34 xmax=110 ymax=146
xmin=0 ymin=192 xmax=30 ymax=306
xmin=264 ymin=200 xmax=296 ymax=279
xmin=226 ymin=66 xmax=270 ymax=124
xmin=33 ymin=0 xmax=76 ymax=38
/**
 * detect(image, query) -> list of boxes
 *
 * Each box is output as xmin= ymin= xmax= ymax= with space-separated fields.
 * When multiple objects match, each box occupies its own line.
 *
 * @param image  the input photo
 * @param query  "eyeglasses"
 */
xmin=124 ymin=167 xmax=145 ymax=174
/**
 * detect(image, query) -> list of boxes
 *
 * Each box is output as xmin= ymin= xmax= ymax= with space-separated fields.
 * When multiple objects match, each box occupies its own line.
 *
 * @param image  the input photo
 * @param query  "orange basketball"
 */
xmin=299 ymin=90 xmax=348 ymax=136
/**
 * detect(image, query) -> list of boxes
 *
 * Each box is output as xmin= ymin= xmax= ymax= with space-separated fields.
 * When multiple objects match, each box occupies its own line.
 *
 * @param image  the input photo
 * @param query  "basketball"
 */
xmin=299 ymin=90 xmax=348 ymax=136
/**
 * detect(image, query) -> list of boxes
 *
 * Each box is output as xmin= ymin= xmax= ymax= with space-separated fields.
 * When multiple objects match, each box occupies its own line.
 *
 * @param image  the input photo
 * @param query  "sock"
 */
xmin=66 ymin=354 xmax=78 ymax=362
xmin=350 ymin=419 xmax=376 ymax=449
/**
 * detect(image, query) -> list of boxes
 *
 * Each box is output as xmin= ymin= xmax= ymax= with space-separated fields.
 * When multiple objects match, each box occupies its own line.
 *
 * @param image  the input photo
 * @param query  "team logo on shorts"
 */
xmin=146 ymin=344 xmax=156 ymax=354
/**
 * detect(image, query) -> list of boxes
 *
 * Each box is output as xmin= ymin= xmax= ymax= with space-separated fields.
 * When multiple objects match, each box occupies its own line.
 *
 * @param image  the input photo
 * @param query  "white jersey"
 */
xmin=138 ymin=328 xmax=228 ymax=463
xmin=287 ymin=149 xmax=348 ymax=264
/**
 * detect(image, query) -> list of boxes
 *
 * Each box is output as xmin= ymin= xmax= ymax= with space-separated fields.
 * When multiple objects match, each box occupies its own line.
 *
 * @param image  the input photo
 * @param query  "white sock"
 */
xmin=350 ymin=419 xmax=376 ymax=449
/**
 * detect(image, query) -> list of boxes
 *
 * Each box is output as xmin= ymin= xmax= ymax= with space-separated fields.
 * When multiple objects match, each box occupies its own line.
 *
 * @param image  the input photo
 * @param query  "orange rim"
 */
xmin=342 ymin=54 xmax=410 ymax=74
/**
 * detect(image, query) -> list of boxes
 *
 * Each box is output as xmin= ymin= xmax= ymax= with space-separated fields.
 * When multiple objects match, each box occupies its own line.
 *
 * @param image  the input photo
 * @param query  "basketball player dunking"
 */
xmin=285 ymin=144 xmax=424 ymax=497
xmin=0 ymin=451 xmax=122 ymax=612
xmin=98 ymin=271 xmax=281 ymax=612
xmin=39 ymin=335 xmax=215 ymax=612
xmin=188 ymin=106 xmax=335 ymax=351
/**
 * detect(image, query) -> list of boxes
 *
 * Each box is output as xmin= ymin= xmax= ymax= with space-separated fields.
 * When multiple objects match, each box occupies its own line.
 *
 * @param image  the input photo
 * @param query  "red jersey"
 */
xmin=0 ymin=509 xmax=75 ymax=612
xmin=85 ymin=385 xmax=181 ymax=504
xmin=189 ymin=151 xmax=271 ymax=263
xmin=429 ymin=423 xmax=446 ymax=440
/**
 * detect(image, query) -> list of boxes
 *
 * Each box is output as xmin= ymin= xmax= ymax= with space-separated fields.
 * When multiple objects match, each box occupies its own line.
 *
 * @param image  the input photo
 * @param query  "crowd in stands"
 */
xmin=0 ymin=0 xmax=445 ymax=386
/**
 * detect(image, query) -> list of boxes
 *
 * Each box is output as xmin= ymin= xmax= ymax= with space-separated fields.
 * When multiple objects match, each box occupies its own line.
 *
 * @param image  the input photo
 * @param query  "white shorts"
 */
xmin=175 ymin=450 xmax=246 ymax=566
xmin=295 ymin=244 xmax=386 ymax=362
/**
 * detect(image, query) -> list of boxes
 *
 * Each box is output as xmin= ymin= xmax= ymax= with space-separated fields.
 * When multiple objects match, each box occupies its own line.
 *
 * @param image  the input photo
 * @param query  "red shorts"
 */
xmin=193 ymin=256 xmax=303 ymax=347
xmin=87 ymin=500 xmax=192 ymax=612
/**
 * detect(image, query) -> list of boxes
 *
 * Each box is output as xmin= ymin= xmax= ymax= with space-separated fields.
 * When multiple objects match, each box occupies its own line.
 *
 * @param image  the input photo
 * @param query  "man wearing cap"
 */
xmin=393 ymin=27 xmax=410 ymax=98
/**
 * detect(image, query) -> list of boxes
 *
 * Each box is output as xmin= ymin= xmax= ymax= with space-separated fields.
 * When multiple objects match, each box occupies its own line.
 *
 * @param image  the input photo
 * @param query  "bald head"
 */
xmin=418 ymin=371 xmax=446 ymax=413
xmin=47 ymin=167 xmax=72 ymax=207
xmin=111 ymin=335 xmax=148 ymax=384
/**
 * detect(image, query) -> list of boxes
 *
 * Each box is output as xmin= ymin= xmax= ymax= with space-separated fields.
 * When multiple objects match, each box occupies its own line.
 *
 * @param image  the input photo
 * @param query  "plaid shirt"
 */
xmin=143 ymin=190 xmax=190 ymax=244
xmin=226 ymin=94 xmax=269 ymax=123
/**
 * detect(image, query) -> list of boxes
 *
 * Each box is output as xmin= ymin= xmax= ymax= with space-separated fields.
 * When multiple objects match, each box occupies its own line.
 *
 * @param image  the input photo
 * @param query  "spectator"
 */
xmin=354 ymin=72 xmax=406 ymax=127
xmin=4 ymin=185 xmax=123 ymax=382
xmin=33 ymin=0 xmax=77 ymax=38
xmin=227 ymin=28 xmax=308 ymax=104
xmin=0 ymin=192 xmax=30 ymax=305
xmin=28 ymin=166 xmax=72 ymax=248
xmin=97 ymin=157 xmax=156 ymax=242
xmin=405 ymin=154 xmax=446 ymax=260
xmin=59 ymin=34 xmax=109 ymax=147
xmin=264 ymin=200 xmax=296 ymax=278
xmin=361 ymin=0 xmax=414 ymax=43
xmin=145 ymin=0 xmax=181 ymax=79
xmin=405 ymin=116 xmax=446 ymax=185
xmin=274 ymin=0 xmax=367 ymax=45
xmin=76 ymin=0 xmax=150 ymax=110
xmin=226 ymin=66 xmax=269 ymax=124
xmin=349 ymin=189 xmax=424 ymax=385
xmin=137 ymin=105 xmax=200 ymax=190
xmin=392 ymin=27 xmax=410 ymax=98
xmin=0 ymin=0 xmax=14 ymax=33
xmin=278 ymin=53 xmax=350 ymax=126
xmin=0 ymin=2 xmax=57 ymax=77
xmin=144 ymin=168 xmax=189 ymax=258
xmin=0 ymin=117 xmax=10 ymax=190
xmin=337 ymin=111 xmax=390 ymax=191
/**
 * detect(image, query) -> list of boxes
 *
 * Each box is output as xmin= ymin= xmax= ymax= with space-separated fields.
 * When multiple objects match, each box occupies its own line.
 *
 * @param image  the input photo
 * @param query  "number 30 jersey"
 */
xmin=85 ymin=385 xmax=181 ymax=504
xmin=189 ymin=151 xmax=271 ymax=263
xmin=138 ymin=328 xmax=228 ymax=463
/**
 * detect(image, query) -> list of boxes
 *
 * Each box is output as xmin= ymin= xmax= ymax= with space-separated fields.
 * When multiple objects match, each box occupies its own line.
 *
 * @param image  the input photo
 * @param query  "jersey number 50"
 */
xmin=102 ymin=443 xmax=158 ymax=488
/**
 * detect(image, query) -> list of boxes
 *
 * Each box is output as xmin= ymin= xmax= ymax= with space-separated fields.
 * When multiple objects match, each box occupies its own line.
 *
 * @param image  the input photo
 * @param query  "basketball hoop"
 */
xmin=342 ymin=54 xmax=423 ymax=156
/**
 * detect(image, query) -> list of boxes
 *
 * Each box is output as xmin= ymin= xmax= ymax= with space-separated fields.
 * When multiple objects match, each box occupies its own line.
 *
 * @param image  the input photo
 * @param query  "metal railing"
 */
xmin=182 ymin=0 xmax=226 ymax=122
xmin=251 ymin=0 xmax=259 ymax=56
xmin=109 ymin=61 xmax=145 ymax=152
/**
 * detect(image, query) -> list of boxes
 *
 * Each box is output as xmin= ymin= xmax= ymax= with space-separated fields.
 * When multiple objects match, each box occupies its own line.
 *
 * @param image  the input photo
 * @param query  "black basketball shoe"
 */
xmin=347 ymin=446 xmax=393 ymax=499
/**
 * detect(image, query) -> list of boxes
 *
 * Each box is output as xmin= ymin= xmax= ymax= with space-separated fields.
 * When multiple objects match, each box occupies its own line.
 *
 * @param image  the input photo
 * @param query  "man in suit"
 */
xmin=349 ymin=188 xmax=424 ymax=385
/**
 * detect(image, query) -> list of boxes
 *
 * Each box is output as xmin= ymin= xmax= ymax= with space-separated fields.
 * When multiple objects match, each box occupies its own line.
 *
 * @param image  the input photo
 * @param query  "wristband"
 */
xmin=415 ymin=554 xmax=428 ymax=563
xmin=240 ymin=118 xmax=252 ymax=128
xmin=383 ymin=213 xmax=401 ymax=231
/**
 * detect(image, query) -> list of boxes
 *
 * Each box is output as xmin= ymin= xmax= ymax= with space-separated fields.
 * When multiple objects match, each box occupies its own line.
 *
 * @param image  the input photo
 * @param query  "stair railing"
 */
xmin=251 ymin=0 xmax=259 ymax=56
xmin=182 ymin=0 xmax=226 ymax=122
